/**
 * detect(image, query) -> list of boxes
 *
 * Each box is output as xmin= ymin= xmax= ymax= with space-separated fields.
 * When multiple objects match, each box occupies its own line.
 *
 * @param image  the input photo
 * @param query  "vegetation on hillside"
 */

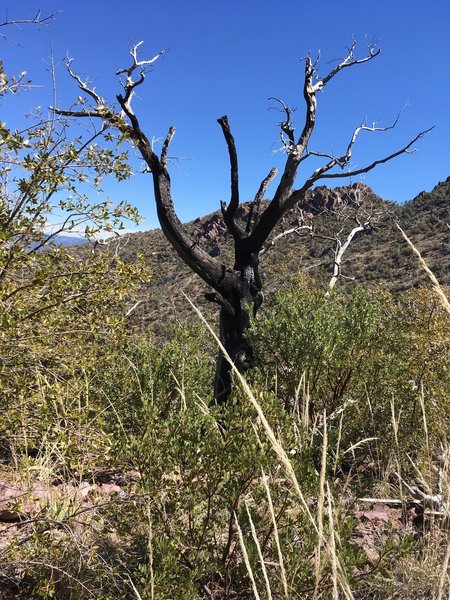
xmin=105 ymin=178 xmax=450 ymax=337
xmin=1 ymin=278 xmax=449 ymax=599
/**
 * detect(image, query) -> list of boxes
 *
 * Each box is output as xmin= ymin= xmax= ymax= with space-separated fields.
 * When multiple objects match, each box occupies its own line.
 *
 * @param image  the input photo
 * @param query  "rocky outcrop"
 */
xmin=193 ymin=183 xmax=373 ymax=245
xmin=193 ymin=204 xmax=252 ymax=244
xmin=306 ymin=182 xmax=370 ymax=214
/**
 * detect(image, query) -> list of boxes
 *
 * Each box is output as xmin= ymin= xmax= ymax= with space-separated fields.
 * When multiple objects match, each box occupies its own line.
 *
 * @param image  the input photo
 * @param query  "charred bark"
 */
xmin=213 ymin=247 xmax=263 ymax=405
xmin=53 ymin=41 xmax=430 ymax=406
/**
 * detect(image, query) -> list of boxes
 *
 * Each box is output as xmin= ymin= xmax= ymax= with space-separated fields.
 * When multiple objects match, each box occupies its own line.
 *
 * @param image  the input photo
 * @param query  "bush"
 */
xmin=250 ymin=280 xmax=450 ymax=478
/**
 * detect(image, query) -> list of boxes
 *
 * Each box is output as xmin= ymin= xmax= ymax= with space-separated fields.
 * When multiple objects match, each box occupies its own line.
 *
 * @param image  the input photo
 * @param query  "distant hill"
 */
xmin=29 ymin=234 xmax=88 ymax=250
xmin=51 ymin=234 xmax=88 ymax=247
xmin=96 ymin=178 xmax=449 ymax=336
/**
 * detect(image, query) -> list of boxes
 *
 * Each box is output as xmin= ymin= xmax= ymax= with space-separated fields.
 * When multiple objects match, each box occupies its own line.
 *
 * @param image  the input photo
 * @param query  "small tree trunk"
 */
xmin=212 ymin=254 xmax=262 ymax=405
xmin=214 ymin=302 xmax=253 ymax=404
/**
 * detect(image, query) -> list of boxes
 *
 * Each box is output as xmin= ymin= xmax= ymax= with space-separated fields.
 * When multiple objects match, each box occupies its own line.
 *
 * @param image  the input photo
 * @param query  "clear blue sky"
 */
xmin=2 ymin=0 xmax=449 ymax=230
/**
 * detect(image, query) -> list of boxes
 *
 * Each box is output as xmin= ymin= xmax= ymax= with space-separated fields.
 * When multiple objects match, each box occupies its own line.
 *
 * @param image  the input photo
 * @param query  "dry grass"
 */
xmin=186 ymin=290 xmax=449 ymax=599
xmin=397 ymin=223 xmax=450 ymax=317
xmin=186 ymin=294 xmax=356 ymax=598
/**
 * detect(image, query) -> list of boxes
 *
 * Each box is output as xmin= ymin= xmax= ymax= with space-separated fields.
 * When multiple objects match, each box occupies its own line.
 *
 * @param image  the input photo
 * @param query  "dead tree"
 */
xmin=53 ymin=41 xmax=430 ymax=404
xmin=258 ymin=183 xmax=391 ymax=295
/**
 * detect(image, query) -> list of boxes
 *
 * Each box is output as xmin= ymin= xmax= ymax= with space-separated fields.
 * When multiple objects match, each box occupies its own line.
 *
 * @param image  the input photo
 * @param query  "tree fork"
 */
xmin=52 ymin=41 xmax=430 ymax=405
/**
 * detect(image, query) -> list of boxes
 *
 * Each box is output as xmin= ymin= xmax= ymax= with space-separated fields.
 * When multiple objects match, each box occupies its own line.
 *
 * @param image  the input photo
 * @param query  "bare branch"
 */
xmin=246 ymin=167 xmax=278 ymax=234
xmin=125 ymin=300 xmax=144 ymax=317
xmin=394 ymin=471 xmax=444 ymax=512
xmin=297 ymin=55 xmax=318 ymax=150
xmin=51 ymin=60 xmax=123 ymax=133
xmin=161 ymin=126 xmax=176 ymax=167
xmin=269 ymin=97 xmax=296 ymax=146
xmin=116 ymin=41 xmax=165 ymax=76
xmin=303 ymin=119 xmax=399 ymax=181
xmin=306 ymin=189 xmax=390 ymax=294
xmin=116 ymin=41 xmax=166 ymax=112
xmin=260 ymin=223 xmax=313 ymax=257
xmin=325 ymin=223 xmax=367 ymax=295
xmin=52 ymin=44 xmax=164 ymax=135
xmin=0 ymin=10 xmax=60 ymax=33
xmin=254 ymin=167 xmax=278 ymax=206
xmin=49 ymin=108 xmax=104 ymax=119
xmin=312 ymin=127 xmax=433 ymax=181
xmin=217 ymin=115 xmax=244 ymax=240
xmin=341 ymin=111 xmax=403 ymax=164
xmin=313 ymin=40 xmax=380 ymax=93
xmin=247 ymin=57 xmax=317 ymax=252
xmin=66 ymin=59 xmax=104 ymax=105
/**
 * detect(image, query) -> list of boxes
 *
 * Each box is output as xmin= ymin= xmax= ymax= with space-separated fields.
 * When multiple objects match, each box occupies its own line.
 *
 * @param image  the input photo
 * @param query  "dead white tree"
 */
xmin=260 ymin=185 xmax=390 ymax=294
xmin=313 ymin=186 xmax=390 ymax=295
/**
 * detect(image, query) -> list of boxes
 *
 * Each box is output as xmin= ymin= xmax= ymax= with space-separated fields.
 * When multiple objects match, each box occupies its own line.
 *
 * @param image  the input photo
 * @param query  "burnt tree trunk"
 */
xmin=213 ymin=248 xmax=263 ymax=404
xmin=55 ymin=41 xmax=428 ymax=405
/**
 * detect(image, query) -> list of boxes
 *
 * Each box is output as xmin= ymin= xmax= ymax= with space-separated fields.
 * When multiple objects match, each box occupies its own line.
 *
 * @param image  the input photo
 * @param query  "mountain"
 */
xmin=52 ymin=234 xmax=88 ymax=247
xmin=100 ymin=178 xmax=449 ymax=336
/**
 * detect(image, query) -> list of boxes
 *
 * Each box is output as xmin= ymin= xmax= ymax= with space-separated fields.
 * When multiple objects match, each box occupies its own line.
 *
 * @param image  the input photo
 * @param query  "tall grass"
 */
xmin=186 ymin=294 xmax=356 ymax=599
xmin=397 ymin=223 xmax=450 ymax=316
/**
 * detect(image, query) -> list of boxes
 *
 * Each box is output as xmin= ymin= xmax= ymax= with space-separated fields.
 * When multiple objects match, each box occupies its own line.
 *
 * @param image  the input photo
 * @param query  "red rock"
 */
xmin=97 ymin=483 xmax=122 ymax=495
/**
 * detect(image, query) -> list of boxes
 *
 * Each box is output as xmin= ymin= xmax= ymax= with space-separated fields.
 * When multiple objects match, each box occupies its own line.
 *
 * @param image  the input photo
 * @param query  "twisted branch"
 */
xmin=116 ymin=41 xmax=166 ymax=112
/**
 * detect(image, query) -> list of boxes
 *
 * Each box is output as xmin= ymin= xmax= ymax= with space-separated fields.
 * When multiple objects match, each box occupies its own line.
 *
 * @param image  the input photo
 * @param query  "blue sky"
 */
xmin=2 ymin=0 xmax=449 ymax=230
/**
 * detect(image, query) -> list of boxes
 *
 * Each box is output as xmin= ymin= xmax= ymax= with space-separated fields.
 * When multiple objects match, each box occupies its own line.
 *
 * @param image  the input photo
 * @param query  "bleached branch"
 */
xmin=313 ymin=40 xmax=380 ymax=93
xmin=260 ymin=223 xmax=313 ymax=257
xmin=116 ymin=41 xmax=166 ymax=112
xmin=394 ymin=471 xmax=444 ymax=512
xmin=51 ymin=61 xmax=119 ymax=129
xmin=66 ymin=59 xmax=104 ymax=106
xmin=125 ymin=300 xmax=144 ymax=317
xmin=325 ymin=222 xmax=368 ymax=295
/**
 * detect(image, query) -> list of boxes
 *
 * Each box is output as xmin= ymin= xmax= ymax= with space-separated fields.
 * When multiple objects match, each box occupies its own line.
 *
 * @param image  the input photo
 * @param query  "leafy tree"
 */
xmin=0 ymin=15 xmax=148 ymax=463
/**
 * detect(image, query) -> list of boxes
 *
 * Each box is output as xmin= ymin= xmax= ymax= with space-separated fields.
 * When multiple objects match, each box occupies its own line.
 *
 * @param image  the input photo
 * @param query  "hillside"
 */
xmin=99 ymin=177 xmax=449 ymax=335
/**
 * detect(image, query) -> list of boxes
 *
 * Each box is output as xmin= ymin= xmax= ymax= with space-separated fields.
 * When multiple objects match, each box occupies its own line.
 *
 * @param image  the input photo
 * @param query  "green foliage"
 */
xmin=250 ymin=279 xmax=450 ymax=476
xmin=0 ymin=247 xmax=148 ymax=470
xmin=0 ymin=56 xmax=141 ymax=301
xmin=251 ymin=281 xmax=385 ymax=411
xmin=0 ymin=56 xmax=147 ymax=472
xmin=5 ymin=326 xmax=365 ymax=598
xmin=2 ymin=283 xmax=449 ymax=598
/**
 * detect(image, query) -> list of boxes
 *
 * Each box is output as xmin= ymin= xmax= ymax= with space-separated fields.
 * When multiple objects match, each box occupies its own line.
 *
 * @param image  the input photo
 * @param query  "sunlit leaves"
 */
xmin=0 ymin=61 xmax=141 ymax=291
xmin=250 ymin=279 xmax=450 ymax=471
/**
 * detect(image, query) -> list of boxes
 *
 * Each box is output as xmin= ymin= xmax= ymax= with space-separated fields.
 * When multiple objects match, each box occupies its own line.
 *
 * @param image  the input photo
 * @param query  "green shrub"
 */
xmin=250 ymin=280 xmax=450 ymax=477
